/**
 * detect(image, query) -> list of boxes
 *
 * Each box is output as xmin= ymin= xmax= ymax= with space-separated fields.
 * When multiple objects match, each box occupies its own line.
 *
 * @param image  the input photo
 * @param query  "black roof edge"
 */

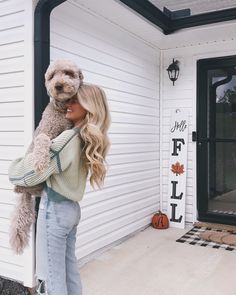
xmin=173 ymin=7 xmax=236 ymax=31
xmin=34 ymin=0 xmax=66 ymax=128
xmin=119 ymin=0 xmax=173 ymax=34
xmin=118 ymin=0 xmax=236 ymax=34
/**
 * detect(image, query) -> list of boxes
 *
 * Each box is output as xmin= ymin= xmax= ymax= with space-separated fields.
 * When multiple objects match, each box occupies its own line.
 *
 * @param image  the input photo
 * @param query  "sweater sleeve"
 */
xmin=8 ymin=129 xmax=77 ymax=187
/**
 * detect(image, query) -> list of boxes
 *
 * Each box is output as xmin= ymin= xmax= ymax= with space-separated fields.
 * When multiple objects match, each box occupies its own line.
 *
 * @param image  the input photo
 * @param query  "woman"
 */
xmin=8 ymin=84 xmax=111 ymax=295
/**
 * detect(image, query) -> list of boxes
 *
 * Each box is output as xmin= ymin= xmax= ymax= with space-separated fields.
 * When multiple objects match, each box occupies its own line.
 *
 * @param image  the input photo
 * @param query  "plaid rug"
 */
xmin=176 ymin=225 xmax=236 ymax=251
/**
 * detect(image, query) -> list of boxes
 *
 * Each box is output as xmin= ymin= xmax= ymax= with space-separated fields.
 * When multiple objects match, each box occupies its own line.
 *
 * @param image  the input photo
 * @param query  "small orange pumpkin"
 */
xmin=152 ymin=211 xmax=169 ymax=229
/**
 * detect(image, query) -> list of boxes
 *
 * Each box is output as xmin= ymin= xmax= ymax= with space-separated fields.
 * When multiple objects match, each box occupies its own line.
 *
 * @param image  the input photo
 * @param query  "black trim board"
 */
xmin=34 ymin=0 xmax=67 ymax=221
xmin=118 ymin=0 xmax=173 ymax=34
xmin=173 ymin=7 xmax=236 ymax=31
xmin=34 ymin=0 xmax=67 ymax=128
xmin=119 ymin=0 xmax=236 ymax=34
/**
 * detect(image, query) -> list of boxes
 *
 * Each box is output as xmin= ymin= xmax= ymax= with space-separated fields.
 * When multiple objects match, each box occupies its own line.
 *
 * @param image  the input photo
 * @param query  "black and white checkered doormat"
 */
xmin=176 ymin=225 xmax=236 ymax=251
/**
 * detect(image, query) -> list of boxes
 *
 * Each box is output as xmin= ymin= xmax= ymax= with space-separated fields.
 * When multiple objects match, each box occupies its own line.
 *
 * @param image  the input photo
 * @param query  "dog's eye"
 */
xmin=64 ymin=70 xmax=75 ymax=78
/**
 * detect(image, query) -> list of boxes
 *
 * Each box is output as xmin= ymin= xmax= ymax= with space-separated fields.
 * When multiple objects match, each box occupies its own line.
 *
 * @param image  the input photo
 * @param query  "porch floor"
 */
xmin=80 ymin=226 xmax=236 ymax=295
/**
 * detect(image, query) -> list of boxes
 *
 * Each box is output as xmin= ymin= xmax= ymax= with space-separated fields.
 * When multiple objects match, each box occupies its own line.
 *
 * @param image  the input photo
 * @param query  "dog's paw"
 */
xmin=33 ymin=134 xmax=51 ymax=172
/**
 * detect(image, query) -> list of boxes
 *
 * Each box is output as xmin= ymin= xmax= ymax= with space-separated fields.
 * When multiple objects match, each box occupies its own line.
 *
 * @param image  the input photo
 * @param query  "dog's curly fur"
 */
xmin=9 ymin=60 xmax=84 ymax=254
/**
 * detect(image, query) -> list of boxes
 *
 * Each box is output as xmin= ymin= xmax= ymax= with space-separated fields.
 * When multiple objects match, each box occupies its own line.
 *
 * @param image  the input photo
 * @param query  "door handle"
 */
xmin=192 ymin=132 xmax=203 ymax=146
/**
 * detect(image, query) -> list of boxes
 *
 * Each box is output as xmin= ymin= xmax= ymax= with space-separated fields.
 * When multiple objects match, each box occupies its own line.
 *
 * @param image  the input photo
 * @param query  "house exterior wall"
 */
xmin=0 ymin=0 xmax=35 ymax=287
xmin=5 ymin=0 xmax=235 ymax=287
xmin=161 ymin=38 xmax=236 ymax=224
xmin=52 ymin=0 xmax=160 ymax=260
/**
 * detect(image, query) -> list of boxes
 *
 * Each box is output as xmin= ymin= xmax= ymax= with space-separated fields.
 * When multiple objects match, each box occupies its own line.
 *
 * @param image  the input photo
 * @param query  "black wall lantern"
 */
xmin=167 ymin=59 xmax=180 ymax=85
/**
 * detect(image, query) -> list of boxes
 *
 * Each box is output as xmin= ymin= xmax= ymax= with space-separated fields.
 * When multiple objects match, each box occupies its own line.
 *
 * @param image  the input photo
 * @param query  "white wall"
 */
xmin=0 ymin=0 xmax=35 ymax=287
xmin=161 ymin=38 xmax=236 ymax=224
xmin=52 ymin=0 xmax=160 ymax=260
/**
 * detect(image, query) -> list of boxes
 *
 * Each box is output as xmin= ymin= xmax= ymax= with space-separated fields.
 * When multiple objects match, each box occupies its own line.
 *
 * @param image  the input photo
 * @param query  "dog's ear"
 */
xmin=44 ymin=68 xmax=50 ymax=81
xmin=79 ymin=69 xmax=84 ymax=82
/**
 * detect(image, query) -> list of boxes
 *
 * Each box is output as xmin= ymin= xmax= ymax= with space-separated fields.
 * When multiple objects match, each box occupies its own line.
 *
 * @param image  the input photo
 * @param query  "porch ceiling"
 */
xmin=118 ymin=0 xmax=236 ymax=34
xmin=69 ymin=0 xmax=236 ymax=49
xmin=149 ymin=0 xmax=236 ymax=16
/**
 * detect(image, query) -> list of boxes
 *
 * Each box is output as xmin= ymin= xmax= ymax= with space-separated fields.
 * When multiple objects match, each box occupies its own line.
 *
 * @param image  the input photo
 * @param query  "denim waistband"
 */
xmin=46 ymin=186 xmax=69 ymax=203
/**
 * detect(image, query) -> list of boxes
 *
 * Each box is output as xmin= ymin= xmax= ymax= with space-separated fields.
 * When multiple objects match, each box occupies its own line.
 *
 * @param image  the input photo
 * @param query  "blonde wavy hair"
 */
xmin=76 ymin=84 xmax=111 ymax=189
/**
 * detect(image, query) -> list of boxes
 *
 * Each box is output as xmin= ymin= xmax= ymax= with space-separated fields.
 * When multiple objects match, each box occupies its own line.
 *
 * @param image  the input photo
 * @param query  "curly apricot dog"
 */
xmin=10 ymin=60 xmax=84 ymax=254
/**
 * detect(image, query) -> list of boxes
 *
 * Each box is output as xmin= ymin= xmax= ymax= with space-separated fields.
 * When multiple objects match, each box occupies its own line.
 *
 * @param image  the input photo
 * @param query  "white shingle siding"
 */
xmin=161 ymin=39 xmax=236 ymax=223
xmin=0 ymin=0 xmax=35 ymax=287
xmin=52 ymin=1 xmax=160 ymax=260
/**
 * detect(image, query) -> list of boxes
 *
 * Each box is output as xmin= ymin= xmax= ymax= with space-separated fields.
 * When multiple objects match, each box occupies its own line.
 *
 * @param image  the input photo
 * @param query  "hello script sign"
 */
xmin=167 ymin=109 xmax=189 ymax=229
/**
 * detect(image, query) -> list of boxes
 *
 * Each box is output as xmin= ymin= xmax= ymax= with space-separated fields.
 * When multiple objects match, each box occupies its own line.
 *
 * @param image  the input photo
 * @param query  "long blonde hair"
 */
xmin=77 ymin=84 xmax=111 ymax=189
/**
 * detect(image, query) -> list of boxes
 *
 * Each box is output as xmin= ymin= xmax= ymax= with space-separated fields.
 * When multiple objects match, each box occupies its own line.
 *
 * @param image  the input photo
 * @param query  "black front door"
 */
xmin=197 ymin=56 xmax=236 ymax=225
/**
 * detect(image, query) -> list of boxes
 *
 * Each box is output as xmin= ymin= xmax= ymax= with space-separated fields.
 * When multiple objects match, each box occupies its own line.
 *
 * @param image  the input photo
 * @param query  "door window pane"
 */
xmin=208 ymin=70 xmax=236 ymax=139
xmin=208 ymin=142 xmax=236 ymax=214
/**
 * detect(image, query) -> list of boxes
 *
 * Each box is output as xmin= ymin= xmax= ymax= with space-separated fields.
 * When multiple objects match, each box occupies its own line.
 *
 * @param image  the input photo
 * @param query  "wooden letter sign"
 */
xmin=167 ymin=109 xmax=189 ymax=229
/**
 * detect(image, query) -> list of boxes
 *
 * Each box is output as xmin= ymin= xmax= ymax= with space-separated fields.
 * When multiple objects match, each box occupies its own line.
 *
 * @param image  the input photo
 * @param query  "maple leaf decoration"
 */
xmin=171 ymin=162 xmax=184 ymax=176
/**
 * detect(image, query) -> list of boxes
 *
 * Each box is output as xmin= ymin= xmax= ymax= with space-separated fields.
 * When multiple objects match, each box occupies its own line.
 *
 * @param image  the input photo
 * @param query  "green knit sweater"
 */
xmin=8 ymin=127 xmax=88 ymax=202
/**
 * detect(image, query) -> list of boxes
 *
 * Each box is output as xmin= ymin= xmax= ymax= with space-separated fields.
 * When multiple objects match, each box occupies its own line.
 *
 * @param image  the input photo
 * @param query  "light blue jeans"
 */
xmin=35 ymin=191 xmax=82 ymax=295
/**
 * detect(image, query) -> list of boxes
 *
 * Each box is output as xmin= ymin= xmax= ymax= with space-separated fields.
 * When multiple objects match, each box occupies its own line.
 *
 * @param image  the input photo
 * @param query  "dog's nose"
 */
xmin=55 ymin=84 xmax=63 ymax=91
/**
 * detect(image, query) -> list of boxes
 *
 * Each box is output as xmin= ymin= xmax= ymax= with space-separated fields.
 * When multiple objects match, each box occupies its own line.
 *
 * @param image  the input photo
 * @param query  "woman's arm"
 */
xmin=8 ymin=129 xmax=78 ymax=187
